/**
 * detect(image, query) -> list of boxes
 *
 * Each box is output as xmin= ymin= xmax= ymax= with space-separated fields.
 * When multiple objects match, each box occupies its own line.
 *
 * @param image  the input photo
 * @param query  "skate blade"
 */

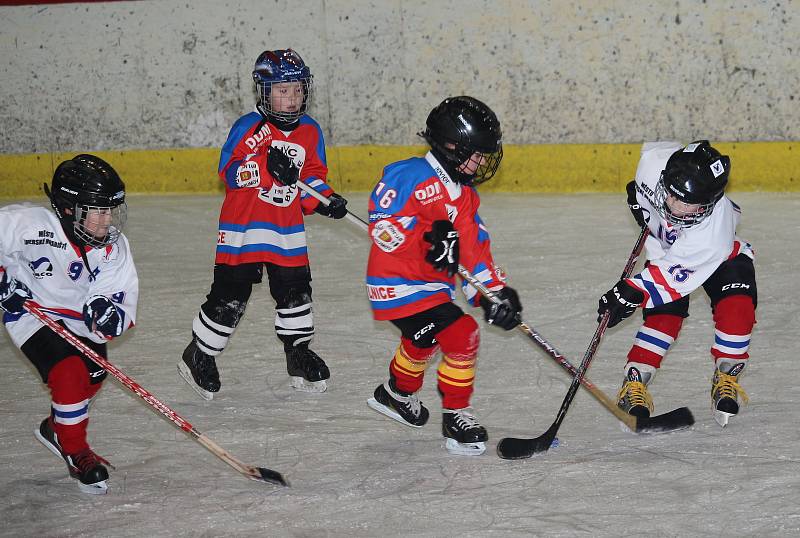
xmin=366 ymin=397 xmax=424 ymax=428
xmin=444 ymin=438 xmax=486 ymax=456
xmin=713 ymin=408 xmax=735 ymax=427
xmin=78 ymin=479 xmax=108 ymax=495
xmin=177 ymin=362 xmax=215 ymax=401
xmin=290 ymin=376 xmax=327 ymax=393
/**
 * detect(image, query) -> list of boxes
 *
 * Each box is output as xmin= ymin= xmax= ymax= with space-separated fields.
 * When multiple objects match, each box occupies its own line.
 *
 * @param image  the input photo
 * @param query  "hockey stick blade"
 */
xmin=634 ymin=406 xmax=694 ymax=434
xmin=498 ymin=407 xmax=695 ymax=460
xmin=251 ymin=466 xmax=290 ymax=487
xmin=497 ymin=422 xmax=559 ymax=460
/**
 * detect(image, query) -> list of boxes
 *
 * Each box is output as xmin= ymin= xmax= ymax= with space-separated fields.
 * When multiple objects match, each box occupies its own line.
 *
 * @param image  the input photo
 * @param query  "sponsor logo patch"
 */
xmin=29 ymin=256 xmax=53 ymax=279
xmin=414 ymin=182 xmax=443 ymax=205
xmin=244 ymin=123 xmax=272 ymax=150
xmin=371 ymin=220 xmax=405 ymax=252
xmin=236 ymin=161 xmax=261 ymax=188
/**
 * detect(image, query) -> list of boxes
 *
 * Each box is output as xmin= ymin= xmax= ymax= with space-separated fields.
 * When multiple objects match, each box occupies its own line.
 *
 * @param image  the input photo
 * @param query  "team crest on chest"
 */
xmin=258 ymin=184 xmax=299 ymax=207
xmin=372 ymin=220 xmax=406 ymax=252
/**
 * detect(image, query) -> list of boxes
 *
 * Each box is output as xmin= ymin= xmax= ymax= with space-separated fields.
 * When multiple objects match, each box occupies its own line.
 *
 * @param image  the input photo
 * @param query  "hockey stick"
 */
xmin=458 ymin=268 xmax=694 ymax=440
xmin=23 ymin=301 xmax=288 ymax=487
xmin=296 ymin=181 xmax=371 ymax=230
xmin=299 ymin=186 xmax=692 ymax=440
xmin=496 ymin=227 xmax=658 ymax=459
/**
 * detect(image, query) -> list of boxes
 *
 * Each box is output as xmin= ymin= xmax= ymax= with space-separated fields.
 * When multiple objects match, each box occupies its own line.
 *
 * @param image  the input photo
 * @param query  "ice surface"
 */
xmin=1 ymin=193 xmax=798 ymax=537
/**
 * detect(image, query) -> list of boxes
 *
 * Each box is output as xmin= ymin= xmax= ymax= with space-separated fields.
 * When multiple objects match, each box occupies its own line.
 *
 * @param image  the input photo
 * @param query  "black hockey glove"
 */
xmin=0 ymin=273 xmax=32 ymax=315
xmin=83 ymin=295 xmax=124 ymax=338
xmin=314 ymin=193 xmax=348 ymax=219
xmin=597 ymin=279 xmax=644 ymax=328
xmin=423 ymin=220 xmax=459 ymax=277
xmin=479 ymin=286 xmax=522 ymax=330
xmin=267 ymin=145 xmax=300 ymax=187
xmin=626 ymin=180 xmax=648 ymax=228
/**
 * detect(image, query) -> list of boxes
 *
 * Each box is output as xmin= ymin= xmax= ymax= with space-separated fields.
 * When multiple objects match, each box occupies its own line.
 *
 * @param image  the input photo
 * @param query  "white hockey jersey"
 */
xmin=627 ymin=142 xmax=753 ymax=309
xmin=0 ymin=204 xmax=138 ymax=346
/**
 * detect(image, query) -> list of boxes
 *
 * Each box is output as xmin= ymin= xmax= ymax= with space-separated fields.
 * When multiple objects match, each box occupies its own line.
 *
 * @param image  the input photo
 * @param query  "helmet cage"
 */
xmin=73 ymin=201 xmax=128 ymax=248
xmin=654 ymin=173 xmax=714 ymax=228
xmin=653 ymin=141 xmax=729 ymax=229
xmin=49 ymin=154 xmax=127 ymax=248
xmin=463 ymin=145 xmax=504 ymax=186
xmin=253 ymin=49 xmax=313 ymax=124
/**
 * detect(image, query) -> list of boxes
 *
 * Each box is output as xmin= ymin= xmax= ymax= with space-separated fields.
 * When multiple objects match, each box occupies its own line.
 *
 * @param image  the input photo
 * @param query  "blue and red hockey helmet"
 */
xmin=252 ymin=49 xmax=313 ymax=125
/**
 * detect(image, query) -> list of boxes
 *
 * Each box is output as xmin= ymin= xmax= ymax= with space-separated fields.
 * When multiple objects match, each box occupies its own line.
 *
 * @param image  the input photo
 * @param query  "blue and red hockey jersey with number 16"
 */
xmin=214 ymin=110 xmax=335 ymax=267
xmin=367 ymin=152 xmax=507 ymax=321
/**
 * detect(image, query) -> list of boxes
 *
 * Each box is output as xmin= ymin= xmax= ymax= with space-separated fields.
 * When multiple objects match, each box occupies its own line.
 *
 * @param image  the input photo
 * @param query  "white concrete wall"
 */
xmin=0 ymin=0 xmax=797 ymax=153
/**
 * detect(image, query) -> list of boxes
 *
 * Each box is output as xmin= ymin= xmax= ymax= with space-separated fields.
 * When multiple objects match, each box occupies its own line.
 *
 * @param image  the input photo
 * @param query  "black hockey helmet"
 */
xmin=654 ymin=140 xmax=730 ymax=228
xmin=420 ymin=96 xmax=503 ymax=186
xmin=253 ymin=49 xmax=313 ymax=127
xmin=45 ymin=154 xmax=127 ymax=248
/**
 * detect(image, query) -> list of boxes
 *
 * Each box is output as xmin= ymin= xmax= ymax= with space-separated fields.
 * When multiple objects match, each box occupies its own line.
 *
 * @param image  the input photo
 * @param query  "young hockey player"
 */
xmin=179 ymin=49 xmax=348 ymax=399
xmin=597 ymin=141 xmax=756 ymax=427
xmin=0 ymin=154 xmax=138 ymax=494
xmin=365 ymin=96 xmax=523 ymax=455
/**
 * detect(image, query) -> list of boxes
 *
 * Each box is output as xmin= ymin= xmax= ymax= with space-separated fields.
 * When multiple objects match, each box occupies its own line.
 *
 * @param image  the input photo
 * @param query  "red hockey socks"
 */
xmin=47 ymin=355 xmax=102 ymax=454
xmin=435 ymin=315 xmax=480 ymax=410
xmin=711 ymin=295 xmax=755 ymax=364
xmin=389 ymin=337 xmax=438 ymax=395
xmin=627 ymin=314 xmax=684 ymax=369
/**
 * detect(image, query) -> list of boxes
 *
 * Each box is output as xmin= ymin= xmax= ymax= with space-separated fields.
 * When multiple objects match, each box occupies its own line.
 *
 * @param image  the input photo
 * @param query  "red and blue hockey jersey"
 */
xmin=215 ymin=110 xmax=335 ymax=267
xmin=367 ymin=152 xmax=506 ymax=321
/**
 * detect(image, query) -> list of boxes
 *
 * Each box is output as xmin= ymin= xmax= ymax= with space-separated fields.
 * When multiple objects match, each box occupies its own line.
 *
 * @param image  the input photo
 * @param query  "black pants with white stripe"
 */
xmin=191 ymin=263 xmax=314 ymax=356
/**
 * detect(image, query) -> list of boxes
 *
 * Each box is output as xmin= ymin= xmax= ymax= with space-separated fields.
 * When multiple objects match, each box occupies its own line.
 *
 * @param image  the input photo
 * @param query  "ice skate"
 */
xmin=616 ymin=364 xmax=654 ymax=424
xmin=34 ymin=418 xmax=110 ymax=495
xmin=286 ymin=344 xmax=329 ymax=393
xmin=178 ymin=339 xmax=221 ymax=400
xmin=711 ymin=359 xmax=749 ymax=427
xmin=367 ymin=381 xmax=429 ymax=427
xmin=442 ymin=408 xmax=487 ymax=456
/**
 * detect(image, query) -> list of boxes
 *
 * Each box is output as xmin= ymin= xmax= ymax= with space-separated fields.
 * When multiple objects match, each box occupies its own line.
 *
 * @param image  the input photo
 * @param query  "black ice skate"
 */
xmin=34 ymin=418 xmax=110 ymax=495
xmin=442 ymin=408 xmax=487 ymax=456
xmin=178 ymin=339 xmax=221 ymax=400
xmin=285 ymin=344 xmax=330 ymax=393
xmin=711 ymin=360 xmax=749 ymax=427
xmin=616 ymin=365 xmax=654 ymax=421
xmin=367 ymin=381 xmax=429 ymax=428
